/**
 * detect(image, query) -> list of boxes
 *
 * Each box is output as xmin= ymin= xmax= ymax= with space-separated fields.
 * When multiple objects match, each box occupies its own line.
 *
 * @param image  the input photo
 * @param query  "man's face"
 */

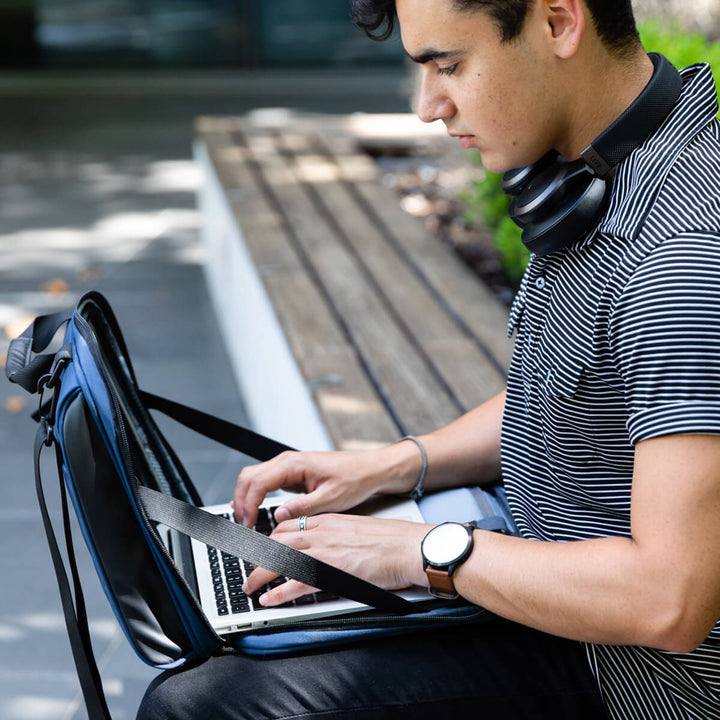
xmin=397 ymin=0 xmax=562 ymax=173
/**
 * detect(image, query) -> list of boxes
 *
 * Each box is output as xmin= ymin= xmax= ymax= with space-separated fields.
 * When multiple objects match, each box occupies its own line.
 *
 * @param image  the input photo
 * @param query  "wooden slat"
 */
xmin=316 ymin=129 xmax=515 ymax=373
xmin=201 ymin=128 xmax=400 ymax=449
xmin=241 ymin=123 xmax=462 ymax=435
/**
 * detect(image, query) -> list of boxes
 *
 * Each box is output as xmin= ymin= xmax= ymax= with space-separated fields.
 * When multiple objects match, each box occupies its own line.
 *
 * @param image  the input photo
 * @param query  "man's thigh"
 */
xmin=137 ymin=617 xmax=609 ymax=720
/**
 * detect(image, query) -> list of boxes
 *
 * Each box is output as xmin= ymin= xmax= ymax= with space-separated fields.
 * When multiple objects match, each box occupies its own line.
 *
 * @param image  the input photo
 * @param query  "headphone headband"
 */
xmin=581 ymin=53 xmax=683 ymax=178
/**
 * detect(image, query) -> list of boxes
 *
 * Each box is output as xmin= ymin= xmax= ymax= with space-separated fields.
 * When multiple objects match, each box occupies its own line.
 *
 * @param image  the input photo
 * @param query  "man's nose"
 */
xmin=415 ymin=71 xmax=456 ymax=124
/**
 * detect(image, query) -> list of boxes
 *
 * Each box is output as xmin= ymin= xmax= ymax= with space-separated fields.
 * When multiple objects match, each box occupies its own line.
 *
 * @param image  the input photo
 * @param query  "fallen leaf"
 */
xmin=43 ymin=278 xmax=69 ymax=294
xmin=5 ymin=396 xmax=26 ymax=414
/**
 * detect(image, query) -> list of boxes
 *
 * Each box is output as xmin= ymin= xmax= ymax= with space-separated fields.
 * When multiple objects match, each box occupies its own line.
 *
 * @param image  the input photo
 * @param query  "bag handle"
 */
xmin=6 ymin=310 xmax=72 ymax=393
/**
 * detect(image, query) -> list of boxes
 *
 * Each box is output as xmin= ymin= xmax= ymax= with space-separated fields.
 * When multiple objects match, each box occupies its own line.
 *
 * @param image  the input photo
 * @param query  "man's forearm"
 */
xmin=420 ymin=389 xmax=506 ymax=491
xmin=452 ymin=532 xmax=678 ymax=648
xmin=377 ymin=389 xmax=506 ymax=497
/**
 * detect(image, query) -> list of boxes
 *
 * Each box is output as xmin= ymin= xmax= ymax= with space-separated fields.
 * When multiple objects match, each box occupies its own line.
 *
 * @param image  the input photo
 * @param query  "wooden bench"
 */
xmin=194 ymin=112 xmax=513 ymax=452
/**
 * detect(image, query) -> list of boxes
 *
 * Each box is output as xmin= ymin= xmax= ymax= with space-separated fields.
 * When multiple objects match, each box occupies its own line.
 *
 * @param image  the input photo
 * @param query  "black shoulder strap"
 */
xmin=34 ymin=425 xmax=112 ymax=720
xmin=139 ymin=390 xmax=294 ymax=461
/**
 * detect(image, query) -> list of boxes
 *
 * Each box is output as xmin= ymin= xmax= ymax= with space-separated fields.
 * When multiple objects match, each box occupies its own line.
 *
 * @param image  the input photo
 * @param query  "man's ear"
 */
xmin=544 ymin=0 xmax=585 ymax=59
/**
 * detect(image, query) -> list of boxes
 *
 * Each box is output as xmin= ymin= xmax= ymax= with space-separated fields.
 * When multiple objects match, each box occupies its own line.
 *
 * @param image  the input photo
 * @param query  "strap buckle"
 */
xmin=36 ymin=348 xmax=72 ymax=446
xmin=46 ymin=347 xmax=72 ymax=390
xmin=36 ymin=383 xmax=56 ymax=447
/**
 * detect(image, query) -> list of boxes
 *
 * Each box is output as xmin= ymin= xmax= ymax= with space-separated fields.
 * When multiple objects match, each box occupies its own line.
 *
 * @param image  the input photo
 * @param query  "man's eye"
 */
xmin=437 ymin=64 xmax=457 ymax=76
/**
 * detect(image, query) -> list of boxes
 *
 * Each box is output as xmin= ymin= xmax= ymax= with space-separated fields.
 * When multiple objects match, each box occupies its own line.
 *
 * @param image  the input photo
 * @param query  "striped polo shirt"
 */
xmin=501 ymin=61 xmax=720 ymax=719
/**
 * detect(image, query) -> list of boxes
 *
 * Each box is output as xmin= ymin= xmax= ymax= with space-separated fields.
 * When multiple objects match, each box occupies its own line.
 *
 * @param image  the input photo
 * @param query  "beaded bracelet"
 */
xmin=397 ymin=435 xmax=427 ymax=501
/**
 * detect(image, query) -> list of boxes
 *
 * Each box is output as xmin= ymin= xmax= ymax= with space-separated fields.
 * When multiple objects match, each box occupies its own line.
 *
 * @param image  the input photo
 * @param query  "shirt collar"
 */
xmin=579 ymin=62 xmax=719 ymax=248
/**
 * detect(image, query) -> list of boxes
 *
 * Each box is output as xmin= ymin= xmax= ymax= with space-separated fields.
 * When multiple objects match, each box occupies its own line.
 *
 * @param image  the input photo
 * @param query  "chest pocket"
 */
xmin=543 ymin=360 xmax=584 ymax=399
xmin=535 ymin=354 xmax=600 ymax=472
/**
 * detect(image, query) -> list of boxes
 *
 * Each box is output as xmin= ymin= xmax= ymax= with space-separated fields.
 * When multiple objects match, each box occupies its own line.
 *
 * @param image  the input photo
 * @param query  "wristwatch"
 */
xmin=421 ymin=522 xmax=475 ymax=599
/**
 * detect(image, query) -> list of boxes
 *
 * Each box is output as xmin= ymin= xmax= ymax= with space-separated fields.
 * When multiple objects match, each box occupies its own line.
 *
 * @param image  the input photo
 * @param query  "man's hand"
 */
xmin=242 ymin=513 xmax=431 ymax=606
xmin=232 ymin=444 xmax=423 ymax=528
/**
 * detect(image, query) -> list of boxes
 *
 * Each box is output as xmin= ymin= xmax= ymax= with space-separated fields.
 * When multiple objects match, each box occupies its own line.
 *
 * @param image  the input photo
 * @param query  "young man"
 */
xmin=139 ymin=1 xmax=720 ymax=717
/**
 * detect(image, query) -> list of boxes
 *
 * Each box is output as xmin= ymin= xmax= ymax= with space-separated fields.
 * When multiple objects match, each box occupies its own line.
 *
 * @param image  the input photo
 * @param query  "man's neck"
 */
xmin=556 ymin=49 xmax=655 ymax=161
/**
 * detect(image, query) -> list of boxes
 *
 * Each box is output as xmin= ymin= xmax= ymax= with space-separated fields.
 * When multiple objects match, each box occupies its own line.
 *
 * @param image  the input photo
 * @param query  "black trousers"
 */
xmin=137 ymin=617 xmax=610 ymax=720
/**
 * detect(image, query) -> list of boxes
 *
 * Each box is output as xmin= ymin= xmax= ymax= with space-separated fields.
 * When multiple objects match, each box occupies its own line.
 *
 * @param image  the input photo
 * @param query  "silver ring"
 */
xmin=298 ymin=516 xmax=308 ymax=532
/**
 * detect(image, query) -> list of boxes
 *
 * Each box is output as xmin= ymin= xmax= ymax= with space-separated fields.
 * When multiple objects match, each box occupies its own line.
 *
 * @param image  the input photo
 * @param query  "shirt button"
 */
xmin=535 ymin=277 xmax=546 ymax=290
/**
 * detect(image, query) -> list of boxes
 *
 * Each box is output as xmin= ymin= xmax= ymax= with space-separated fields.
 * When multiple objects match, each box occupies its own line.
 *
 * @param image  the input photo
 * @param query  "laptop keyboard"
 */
xmin=208 ymin=507 xmax=338 ymax=616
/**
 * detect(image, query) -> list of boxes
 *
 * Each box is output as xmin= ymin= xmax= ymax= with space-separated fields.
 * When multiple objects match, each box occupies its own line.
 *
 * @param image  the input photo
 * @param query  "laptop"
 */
xmin=157 ymin=494 xmax=431 ymax=636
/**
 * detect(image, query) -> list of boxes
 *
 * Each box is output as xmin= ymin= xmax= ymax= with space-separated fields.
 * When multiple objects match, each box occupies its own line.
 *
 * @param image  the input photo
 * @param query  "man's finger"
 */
xmin=273 ymin=494 xmax=324 ymax=523
xmin=242 ymin=566 xmax=278 ymax=596
xmin=257 ymin=579 xmax=319 ymax=607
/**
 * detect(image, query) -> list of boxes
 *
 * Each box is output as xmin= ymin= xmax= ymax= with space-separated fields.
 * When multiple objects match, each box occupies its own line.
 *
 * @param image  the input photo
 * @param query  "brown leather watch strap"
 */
xmin=425 ymin=567 xmax=459 ymax=600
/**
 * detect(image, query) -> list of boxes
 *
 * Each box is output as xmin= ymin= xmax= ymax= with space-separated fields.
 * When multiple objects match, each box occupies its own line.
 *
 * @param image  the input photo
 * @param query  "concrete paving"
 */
xmin=0 ymin=69 xmax=409 ymax=720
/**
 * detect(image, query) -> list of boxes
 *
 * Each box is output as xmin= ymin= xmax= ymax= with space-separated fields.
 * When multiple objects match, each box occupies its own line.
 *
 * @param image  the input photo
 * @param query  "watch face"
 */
xmin=422 ymin=523 xmax=472 ymax=566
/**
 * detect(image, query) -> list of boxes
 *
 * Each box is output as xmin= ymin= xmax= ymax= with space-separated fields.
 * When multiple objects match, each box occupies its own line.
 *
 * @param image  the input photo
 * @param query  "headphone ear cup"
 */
xmin=520 ymin=175 xmax=610 ymax=256
xmin=502 ymin=151 xmax=560 ymax=197
xmin=509 ymin=161 xmax=570 ymax=227
xmin=505 ymin=158 xmax=610 ymax=256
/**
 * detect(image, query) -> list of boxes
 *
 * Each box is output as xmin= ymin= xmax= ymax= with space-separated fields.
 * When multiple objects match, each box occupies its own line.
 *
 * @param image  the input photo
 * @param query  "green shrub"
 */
xmin=460 ymin=162 xmax=530 ymax=284
xmin=460 ymin=19 xmax=720 ymax=287
xmin=640 ymin=18 xmax=720 ymax=79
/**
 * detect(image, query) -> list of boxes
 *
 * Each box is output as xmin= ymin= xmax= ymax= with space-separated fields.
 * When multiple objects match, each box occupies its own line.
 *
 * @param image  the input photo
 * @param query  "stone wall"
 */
xmin=633 ymin=0 xmax=720 ymax=41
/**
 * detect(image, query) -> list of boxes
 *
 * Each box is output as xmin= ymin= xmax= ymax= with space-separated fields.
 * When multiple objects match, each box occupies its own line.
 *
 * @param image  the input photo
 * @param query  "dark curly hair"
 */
xmin=351 ymin=0 xmax=640 ymax=55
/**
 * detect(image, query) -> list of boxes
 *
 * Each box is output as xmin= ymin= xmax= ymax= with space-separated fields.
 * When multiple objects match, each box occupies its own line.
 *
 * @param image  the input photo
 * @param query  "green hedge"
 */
xmin=460 ymin=19 xmax=720 ymax=286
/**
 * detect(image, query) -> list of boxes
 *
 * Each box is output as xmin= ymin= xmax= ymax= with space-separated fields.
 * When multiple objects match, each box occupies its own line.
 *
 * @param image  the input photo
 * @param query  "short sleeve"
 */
xmin=610 ymin=233 xmax=720 ymax=444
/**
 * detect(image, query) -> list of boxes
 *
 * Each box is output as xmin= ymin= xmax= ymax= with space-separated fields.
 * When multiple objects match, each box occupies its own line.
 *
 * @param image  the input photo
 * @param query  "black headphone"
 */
xmin=502 ymin=53 xmax=683 ymax=256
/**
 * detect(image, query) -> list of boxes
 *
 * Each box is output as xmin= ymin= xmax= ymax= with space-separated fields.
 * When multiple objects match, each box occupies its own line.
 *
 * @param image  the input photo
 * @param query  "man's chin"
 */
xmin=476 ymin=153 xmax=518 ymax=175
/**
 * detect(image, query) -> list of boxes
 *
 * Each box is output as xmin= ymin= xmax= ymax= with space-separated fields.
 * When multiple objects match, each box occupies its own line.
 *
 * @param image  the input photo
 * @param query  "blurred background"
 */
xmin=0 ymin=1 xmax=718 ymax=719
xmin=1 ymin=0 xmax=406 ymax=69
xmin=0 ymin=0 xmax=717 ymax=71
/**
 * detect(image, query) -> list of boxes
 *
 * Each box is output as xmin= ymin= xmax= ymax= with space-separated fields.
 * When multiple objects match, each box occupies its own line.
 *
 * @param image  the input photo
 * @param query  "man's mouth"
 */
xmin=452 ymin=135 xmax=475 ymax=149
